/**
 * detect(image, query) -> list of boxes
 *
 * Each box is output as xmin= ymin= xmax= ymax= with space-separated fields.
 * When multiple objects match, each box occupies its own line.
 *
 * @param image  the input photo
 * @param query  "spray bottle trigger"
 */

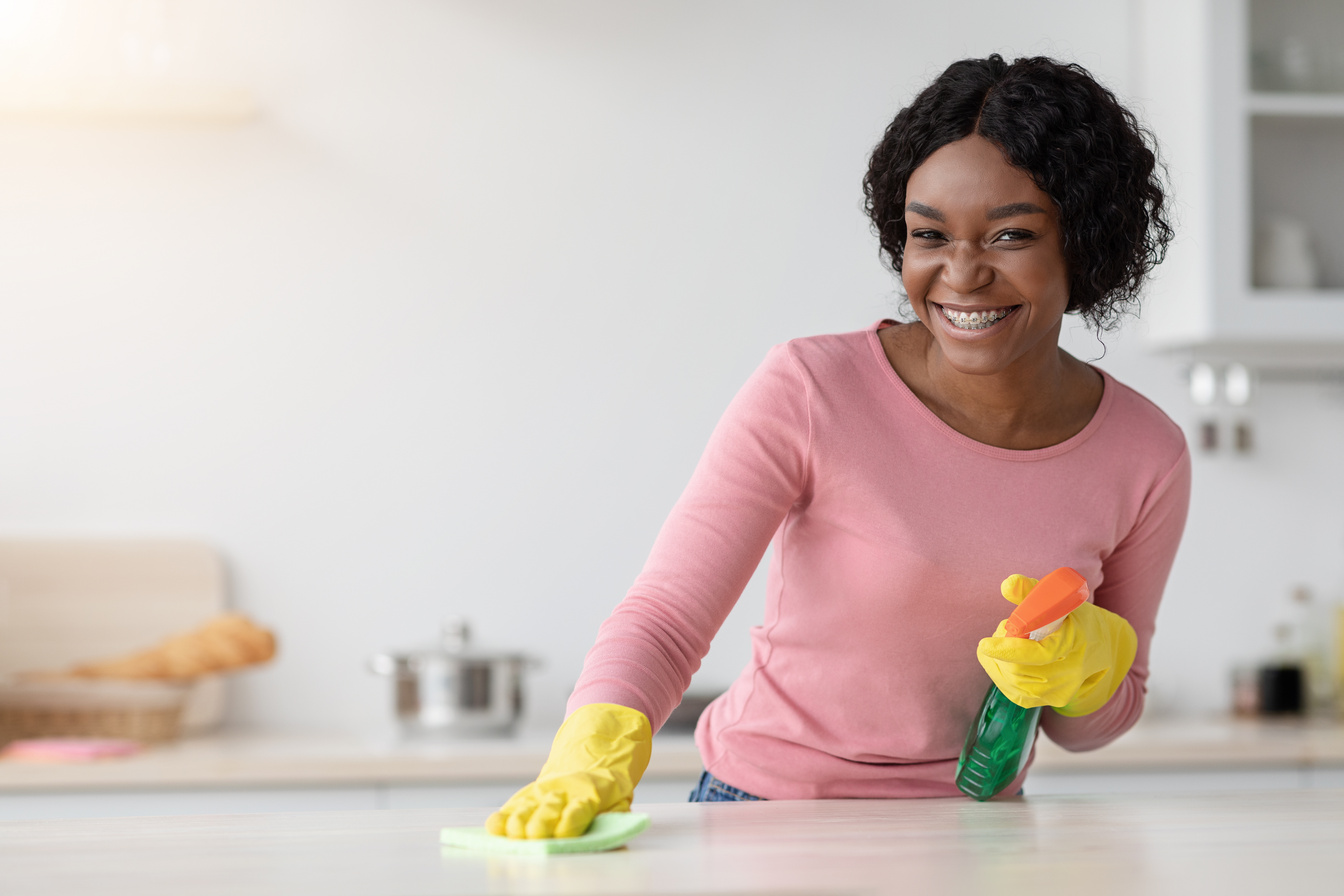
xmin=1003 ymin=567 xmax=1090 ymax=640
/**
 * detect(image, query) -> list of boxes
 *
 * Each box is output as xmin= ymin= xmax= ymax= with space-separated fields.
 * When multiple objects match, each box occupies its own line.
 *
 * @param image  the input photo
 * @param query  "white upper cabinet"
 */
xmin=1136 ymin=0 xmax=1344 ymax=360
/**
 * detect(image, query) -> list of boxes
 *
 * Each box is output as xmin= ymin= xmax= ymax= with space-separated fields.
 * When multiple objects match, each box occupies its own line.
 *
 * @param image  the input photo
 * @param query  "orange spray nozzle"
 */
xmin=1003 ymin=567 xmax=1090 ymax=640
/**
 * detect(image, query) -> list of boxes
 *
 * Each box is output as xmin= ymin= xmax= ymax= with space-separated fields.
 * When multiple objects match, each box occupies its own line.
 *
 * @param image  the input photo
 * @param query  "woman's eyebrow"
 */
xmin=905 ymin=201 xmax=943 ymax=221
xmin=986 ymin=201 xmax=1047 ymax=220
xmin=905 ymin=201 xmax=1047 ymax=222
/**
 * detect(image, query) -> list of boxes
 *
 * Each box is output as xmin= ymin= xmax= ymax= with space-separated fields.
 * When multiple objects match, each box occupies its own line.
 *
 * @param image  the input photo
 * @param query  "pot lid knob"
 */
xmin=441 ymin=617 xmax=470 ymax=653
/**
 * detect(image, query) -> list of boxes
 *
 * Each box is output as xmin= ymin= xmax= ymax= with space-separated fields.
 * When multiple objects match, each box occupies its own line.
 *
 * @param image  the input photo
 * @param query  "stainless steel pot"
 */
xmin=367 ymin=619 xmax=538 ymax=737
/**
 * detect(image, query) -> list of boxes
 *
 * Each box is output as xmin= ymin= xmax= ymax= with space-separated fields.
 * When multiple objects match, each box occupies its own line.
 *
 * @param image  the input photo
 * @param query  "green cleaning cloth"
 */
xmin=440 ymin=812 xmax=650 ymax=855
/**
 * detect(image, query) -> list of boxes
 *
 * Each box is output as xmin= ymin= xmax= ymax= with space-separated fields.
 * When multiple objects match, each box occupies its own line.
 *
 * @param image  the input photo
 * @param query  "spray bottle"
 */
xmin=955 ymin=567 xmax=1089 ymax=801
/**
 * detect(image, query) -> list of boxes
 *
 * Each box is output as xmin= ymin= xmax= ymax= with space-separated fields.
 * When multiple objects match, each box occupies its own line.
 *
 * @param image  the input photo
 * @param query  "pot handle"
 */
xmin=366 ymin=653 xmax=399 ymax=676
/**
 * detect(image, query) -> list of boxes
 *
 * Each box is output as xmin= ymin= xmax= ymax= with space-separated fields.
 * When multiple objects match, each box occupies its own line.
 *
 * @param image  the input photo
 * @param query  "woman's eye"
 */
xmin=910 ymin=229 xmax=945 ymax=241
xmin=996 ymin=229 xmax=1035 ymax=242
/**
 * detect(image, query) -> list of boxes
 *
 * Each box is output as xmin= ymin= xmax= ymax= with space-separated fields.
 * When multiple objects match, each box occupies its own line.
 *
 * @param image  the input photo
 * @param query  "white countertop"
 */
xmin=2 ymin=716 xmax=1342 ymax=793
xmin=3 ymin=791 xmax=1342 ymax=895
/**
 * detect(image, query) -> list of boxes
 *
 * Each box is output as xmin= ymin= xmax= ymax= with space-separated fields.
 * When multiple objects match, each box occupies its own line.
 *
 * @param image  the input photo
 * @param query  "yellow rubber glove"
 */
xmin=486 ymin=703 xmax=652 ymax=839
xmin=976 ymin=574 xmax=1138 ymax=717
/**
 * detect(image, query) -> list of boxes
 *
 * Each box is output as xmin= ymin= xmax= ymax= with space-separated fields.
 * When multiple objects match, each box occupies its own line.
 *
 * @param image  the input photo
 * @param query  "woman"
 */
xmin=489 ymin=54 xmax=1190 ymax=837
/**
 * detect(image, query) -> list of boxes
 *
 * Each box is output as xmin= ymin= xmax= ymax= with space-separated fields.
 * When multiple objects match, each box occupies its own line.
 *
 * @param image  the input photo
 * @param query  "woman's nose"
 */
xmin=940 ymin=241 xmax=994 ymax=293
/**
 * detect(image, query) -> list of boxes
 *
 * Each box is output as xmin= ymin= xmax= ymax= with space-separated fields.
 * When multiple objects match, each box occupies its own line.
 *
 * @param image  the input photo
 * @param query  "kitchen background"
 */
xmin=0 ymin=0 xmax=1342 ymax=738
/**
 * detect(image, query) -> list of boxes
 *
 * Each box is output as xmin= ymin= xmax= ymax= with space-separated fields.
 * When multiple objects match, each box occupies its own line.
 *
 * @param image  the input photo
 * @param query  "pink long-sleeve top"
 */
xmin=568 ymin=322 xmax=1191 ymax=799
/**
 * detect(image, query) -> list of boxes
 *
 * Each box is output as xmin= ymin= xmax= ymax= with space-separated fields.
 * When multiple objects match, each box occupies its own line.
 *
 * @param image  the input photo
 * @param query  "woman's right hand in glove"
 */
xmin=486 ymin=702 xmax=652 ymax=839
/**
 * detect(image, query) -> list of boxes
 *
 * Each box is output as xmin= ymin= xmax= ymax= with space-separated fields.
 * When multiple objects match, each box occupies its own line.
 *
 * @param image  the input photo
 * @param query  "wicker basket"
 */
xmin=0 ymin=679 xmax=190 ymax=747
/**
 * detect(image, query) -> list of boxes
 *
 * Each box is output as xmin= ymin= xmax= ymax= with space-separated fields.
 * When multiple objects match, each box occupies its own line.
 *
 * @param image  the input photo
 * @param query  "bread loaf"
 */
xmin=68 ymin=613 xmax=277 ymax=680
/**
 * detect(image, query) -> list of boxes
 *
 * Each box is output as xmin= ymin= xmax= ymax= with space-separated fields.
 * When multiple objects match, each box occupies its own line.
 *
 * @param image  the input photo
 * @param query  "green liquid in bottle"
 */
xmin=954 ymin=683 xmax=1041 ymax=801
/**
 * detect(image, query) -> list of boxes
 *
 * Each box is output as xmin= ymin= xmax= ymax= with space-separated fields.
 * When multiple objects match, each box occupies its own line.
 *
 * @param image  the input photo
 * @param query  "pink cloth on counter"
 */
xmin=1 ymin=738 xmax=141 ymax=761
xmin=568 ymin=321 xmax=1191 ymax=799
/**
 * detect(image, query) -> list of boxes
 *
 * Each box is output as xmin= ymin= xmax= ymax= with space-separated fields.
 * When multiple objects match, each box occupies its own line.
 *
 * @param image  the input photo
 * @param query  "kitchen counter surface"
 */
xmin=2 ymin=716 xmax=1343 ymax=792
xmin=0 ymin=729 xmax=700 ymax=792
xmin=4 ymin=790 xmax=1343 ymax=895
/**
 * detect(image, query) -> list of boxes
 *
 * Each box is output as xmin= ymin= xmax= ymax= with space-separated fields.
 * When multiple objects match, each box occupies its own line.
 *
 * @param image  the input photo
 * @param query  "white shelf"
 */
xmin=1248 ymin=287 xmax=1344 ymax=302
xmin=1247 ymin=91 xmax=1344 ymax=117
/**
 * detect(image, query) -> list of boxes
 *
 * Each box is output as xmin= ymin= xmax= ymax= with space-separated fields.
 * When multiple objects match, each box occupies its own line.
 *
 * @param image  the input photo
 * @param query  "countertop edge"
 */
xmin=2 ymin=718 xmax=1342 ymax=792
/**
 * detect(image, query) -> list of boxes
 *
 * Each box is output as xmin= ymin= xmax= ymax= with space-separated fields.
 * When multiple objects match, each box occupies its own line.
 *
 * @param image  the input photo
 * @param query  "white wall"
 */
xmin=0 ymin=0 xmax=1339 ymax=735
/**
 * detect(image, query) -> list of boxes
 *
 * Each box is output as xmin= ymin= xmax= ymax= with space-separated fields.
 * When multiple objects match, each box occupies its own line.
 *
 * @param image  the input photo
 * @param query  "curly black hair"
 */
xmin=863 ymin=54 xmax=1173 ymax=332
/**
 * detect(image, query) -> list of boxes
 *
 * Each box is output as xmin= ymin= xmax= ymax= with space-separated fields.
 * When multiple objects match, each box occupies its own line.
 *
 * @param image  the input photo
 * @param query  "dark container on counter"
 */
xmin=1257 ymin=664 xmax=1304 ymax=715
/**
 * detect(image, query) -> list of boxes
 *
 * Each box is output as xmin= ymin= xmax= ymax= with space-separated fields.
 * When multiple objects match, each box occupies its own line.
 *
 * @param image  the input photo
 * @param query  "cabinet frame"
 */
xmin=1137 ymin=0 xmax=1344 ymax=361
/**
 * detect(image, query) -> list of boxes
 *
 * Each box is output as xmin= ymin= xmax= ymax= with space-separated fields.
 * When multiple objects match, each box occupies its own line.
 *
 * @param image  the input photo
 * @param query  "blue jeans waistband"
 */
xmin=687 ymin=770 xmax=765 ymax=802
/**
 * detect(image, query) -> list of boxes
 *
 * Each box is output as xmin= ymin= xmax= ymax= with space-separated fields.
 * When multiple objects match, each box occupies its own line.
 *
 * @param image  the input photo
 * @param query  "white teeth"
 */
xmin=942 ymin=307 xmax=1009 ymax=330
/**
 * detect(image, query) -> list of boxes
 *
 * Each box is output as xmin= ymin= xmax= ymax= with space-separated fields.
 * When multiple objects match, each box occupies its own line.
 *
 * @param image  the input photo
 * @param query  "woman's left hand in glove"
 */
xmin=975 ymin=573 xmax=1138 ymax=717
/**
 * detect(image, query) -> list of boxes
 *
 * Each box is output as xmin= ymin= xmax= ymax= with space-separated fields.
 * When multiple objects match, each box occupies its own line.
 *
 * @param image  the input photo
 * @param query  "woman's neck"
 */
xmin=879 ymin=322 xmax=1103 ymax=450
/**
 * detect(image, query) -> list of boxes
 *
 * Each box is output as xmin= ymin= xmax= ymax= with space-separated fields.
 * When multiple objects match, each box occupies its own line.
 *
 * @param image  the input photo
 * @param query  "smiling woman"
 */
xmin=864 ymin=56 xmax=1173 ymax=451
xmin=883 ymin=134 xmax=1096 ymax=449
xmin=865 ymin=55 xmax=1173 ymax=333
xmin=488 ymin=54 xmax=1191 ymax=836
xmin=896 ymin=135 xmax=1083 ymax=444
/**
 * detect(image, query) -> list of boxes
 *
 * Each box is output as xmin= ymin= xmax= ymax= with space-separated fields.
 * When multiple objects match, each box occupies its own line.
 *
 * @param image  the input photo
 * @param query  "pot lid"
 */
xmin=379 ymin=618 xmax=534 ymax=664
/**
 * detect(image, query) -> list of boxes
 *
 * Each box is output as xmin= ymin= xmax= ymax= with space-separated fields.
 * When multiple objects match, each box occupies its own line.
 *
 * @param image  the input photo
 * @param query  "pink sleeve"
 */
xmin=566 ymin=344 xmax=812 ymax=729
xmin=1040 ymin=441 xmax=1192 ymax=751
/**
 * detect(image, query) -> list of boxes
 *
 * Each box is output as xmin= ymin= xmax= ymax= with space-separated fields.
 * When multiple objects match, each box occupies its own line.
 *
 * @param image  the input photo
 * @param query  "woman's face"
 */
xmin=901 ymin=134 xmax=1071 ymax=378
